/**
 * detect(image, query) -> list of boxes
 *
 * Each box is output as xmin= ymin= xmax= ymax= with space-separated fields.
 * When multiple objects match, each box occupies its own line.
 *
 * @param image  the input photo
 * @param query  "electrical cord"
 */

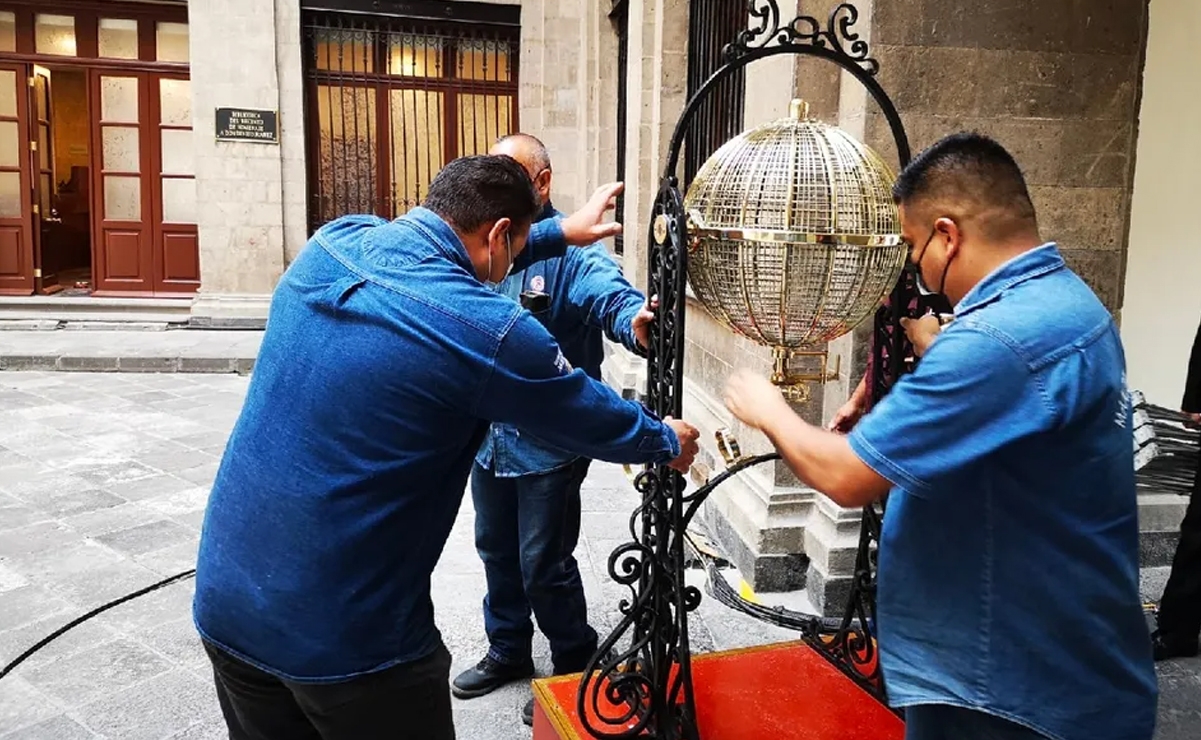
xmin=0 ymin=569 xmax=196 ymax=681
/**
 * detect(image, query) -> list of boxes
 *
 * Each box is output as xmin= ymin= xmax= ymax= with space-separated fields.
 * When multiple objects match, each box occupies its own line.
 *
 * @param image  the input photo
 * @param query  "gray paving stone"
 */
xmin=171 ymin=432 xmax=229 ymax=451
xmin=0 ymin=522 xmax=80 ymax=558
xmin=95 ymin=579 xmax=196 ymax=636
xmin=50 ymin=560 xmax=165 ymax=609
xmin=141 ymin=487 xmax=210 ymax=519
xmin=3 ymin=541 xmax=126 ymax=585
xmin=21 ymin=638 xmax=173 ymax=706
xmin=106 ymin=473 xmax=197 ymax=503
xmin=33 ymin=489 xmax=124 ymax=518
xmin=0 ymin=677 xmax=63 ymax=735
xmin=139 ymin=449 xmax=220 ymax=475
xmin=0 ymin=585 xmax=73 ymax=633
xmin=0 ymin=714 xmax=98 ymax=740
xmin=0 ymin=501 xmax=51 ymax=533
xmin=72 ymin=669 xmax=221 ymax=740
xmin=61 ymin=502 xmax=165 ymax=538
xmin=134 ymin=540 xmax=200 ymax=578
xmin=75 ymin=460 xmax=160 ymax=488
xmin=94 ymin=520 xmax=195 ymax=558
xmin=175 ymin=463 xmax=221 ymax=487
xmin=0 ymin=614 xmax=119 ymax=674
xmin=138 ymin=618 xmax=208 ymax=672
xmin=164 ymin=719 xmax=227 ymax=740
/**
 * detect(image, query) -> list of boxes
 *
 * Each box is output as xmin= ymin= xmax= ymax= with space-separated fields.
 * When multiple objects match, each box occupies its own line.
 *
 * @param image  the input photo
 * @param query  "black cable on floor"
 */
xmin=0 ymin=569 xmax=197 ymax=681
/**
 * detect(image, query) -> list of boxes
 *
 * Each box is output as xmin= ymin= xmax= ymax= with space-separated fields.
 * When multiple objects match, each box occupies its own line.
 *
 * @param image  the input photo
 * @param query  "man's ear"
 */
xmin=486 ymin=217 xmax=512 ymax=252
xmin=935 ymin=216 xmax=962 ymax=256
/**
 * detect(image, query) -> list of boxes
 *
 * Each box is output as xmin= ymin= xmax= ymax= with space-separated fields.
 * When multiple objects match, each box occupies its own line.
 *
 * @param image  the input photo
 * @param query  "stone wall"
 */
xmin=866 ymin=0 xmax=1150 ymax=311
xmin=189 ymin=0 xmax=299 ymax=324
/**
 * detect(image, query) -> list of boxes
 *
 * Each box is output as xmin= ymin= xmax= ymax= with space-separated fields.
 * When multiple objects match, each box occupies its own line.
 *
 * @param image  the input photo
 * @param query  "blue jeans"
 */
xmin=471 ymin=458 xmax=597 ymax=674
xmin=904 ymin=704 xmax=1049 ymax=740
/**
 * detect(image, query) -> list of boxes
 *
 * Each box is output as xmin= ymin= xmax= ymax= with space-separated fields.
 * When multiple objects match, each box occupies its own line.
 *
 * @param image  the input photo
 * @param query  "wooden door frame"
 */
xmin=0 ymin=60 xmax=33 ymax=294
xmin=147 ymin=69 xmax=196 ymax=296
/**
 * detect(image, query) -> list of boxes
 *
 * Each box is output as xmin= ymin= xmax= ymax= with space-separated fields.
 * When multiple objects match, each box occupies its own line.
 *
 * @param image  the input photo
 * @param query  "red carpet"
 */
xmin=532 ymin=640 xmax=904 ymax=739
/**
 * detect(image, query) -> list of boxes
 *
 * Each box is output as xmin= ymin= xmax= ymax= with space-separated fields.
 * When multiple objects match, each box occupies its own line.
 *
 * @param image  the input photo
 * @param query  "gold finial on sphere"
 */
xmin=788 ymin=98 xmax=811 ymax=121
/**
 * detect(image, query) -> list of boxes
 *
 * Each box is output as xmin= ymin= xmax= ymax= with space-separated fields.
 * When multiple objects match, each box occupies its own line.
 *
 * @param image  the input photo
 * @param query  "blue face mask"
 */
xmin=484 ymin=232 xmax=514 ymax=291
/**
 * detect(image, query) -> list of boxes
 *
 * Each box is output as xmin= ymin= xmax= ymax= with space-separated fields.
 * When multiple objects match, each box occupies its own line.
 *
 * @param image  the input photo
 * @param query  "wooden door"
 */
xmin=90 ymin=70 xmax=153 ymax=294
xmin=0 ymin=63 xmax=33 ymax=295
xmin=149 ymin=73 xmax=197 ymax=295
xmin=31 ymin=66 xmax=59 ymax=294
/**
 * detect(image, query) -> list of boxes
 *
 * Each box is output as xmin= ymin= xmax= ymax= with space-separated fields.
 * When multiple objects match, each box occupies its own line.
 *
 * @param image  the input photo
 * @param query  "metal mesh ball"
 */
xmin=683 ymin=100 xmax=907 ymax=349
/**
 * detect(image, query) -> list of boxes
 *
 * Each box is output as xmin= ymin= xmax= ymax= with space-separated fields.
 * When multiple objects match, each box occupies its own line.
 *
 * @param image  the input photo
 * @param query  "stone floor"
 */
xmin=0 ymin=371 xmax=1198 ymax=739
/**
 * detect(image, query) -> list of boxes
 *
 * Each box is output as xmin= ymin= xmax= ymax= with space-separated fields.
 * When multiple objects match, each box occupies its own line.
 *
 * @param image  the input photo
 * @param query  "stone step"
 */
xmin=0 ymin=328 xmax=262 ymax=375
xmin=0 ymin=296 xmax=194 ymax=329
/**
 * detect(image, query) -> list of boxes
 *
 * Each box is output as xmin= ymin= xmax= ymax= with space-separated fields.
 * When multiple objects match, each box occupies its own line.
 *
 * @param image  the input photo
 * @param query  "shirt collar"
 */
xmin=396 ymin=206 xmax=474 ymax=272
xmin=955 ymin=242 xmax=1065 ymax=316
xmin=537 ymin=201 xmax=558 ymax=223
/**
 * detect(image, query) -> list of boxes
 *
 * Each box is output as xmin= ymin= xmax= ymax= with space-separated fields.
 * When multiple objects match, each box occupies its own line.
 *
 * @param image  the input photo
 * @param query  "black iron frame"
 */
xmin=576 ymin=2 xmax=932 ymax=737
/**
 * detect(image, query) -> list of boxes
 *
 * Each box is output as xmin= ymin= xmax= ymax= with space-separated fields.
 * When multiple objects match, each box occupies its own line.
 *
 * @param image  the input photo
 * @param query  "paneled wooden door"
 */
xmin=91 ymin=70 xmax=153 ymax=294
xmin=0 ymin=63 xmax=33 ymax=295
xmin=149 ymin=73 xmax=197 ymax=295
xmin=90 ymin=70 xmax=197 ymax=296
xmin=31 ymin=65 xmax=58 ymax=294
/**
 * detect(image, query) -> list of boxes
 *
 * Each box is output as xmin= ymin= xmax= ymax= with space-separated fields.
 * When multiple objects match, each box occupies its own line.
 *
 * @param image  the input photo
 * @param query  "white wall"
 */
xmin=1121 ymin=0 xmax=1201 ymax=408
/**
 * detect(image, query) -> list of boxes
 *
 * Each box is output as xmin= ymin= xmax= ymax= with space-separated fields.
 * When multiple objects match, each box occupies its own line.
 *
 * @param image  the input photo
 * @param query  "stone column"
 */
xmin=189 ymin=0 xmax=301 ymax=326
xmin=600 ymin=0 xmax=689 ymax=397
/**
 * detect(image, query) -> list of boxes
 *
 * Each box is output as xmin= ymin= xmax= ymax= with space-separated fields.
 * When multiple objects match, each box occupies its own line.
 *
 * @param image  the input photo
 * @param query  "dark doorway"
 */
xmin=40 ymin=65 xmax=91 ymax=294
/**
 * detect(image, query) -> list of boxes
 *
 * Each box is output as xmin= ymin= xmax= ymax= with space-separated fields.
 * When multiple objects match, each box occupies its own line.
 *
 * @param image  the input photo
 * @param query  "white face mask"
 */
xmin=484 ymin=232 xmax=514 ymax=291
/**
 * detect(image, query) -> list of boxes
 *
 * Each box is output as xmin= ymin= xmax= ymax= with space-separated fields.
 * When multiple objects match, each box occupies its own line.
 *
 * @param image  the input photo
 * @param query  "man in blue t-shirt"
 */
xmin=723 ymin=132 xmax=1157 ymax=740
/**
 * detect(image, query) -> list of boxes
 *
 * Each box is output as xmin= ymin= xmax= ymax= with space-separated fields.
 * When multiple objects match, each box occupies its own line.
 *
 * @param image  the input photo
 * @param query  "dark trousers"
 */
xmin=205 ymin=641 xmax=454 ymax=740
xmin=471 ymin=458 xmax=597 ymax=674
xmin=904 ymin=704 xmax=1049 ymax=740
xmin=1158 ymin=448 xmax=1201 ymax=637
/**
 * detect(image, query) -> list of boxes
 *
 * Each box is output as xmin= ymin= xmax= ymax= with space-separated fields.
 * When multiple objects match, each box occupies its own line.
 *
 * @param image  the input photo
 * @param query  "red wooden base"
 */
xmin=532 ymin=640 xmax=904 ymax=740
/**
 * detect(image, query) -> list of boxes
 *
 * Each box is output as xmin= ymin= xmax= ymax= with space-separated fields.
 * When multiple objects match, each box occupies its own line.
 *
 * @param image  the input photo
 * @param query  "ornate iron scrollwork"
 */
xmin=730 ymin=1 xmax=879 ymax=74
xmin=578 ymin=2 xmax=916 ymax=736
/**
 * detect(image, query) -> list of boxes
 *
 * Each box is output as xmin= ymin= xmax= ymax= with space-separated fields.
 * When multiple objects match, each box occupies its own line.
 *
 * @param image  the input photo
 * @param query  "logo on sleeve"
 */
xmin=554 ymin=349 xmax=573 ymax=375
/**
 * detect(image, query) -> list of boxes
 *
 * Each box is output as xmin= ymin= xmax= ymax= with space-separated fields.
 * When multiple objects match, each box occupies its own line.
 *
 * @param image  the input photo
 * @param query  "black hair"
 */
xmin=495 ymin=132 xmax=552 ymax=173
xmin=422 ymin=154 xmax=540 ymax=233
xmin=893 ymin=132 xmax=1038 ymax=240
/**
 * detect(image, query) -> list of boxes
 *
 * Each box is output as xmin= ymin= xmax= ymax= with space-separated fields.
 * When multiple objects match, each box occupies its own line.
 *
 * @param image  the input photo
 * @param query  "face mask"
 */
xmin=907 ymin=229 xmax=952 ymax=297
xmin=484 ymin=232 xmax=514 ymax=291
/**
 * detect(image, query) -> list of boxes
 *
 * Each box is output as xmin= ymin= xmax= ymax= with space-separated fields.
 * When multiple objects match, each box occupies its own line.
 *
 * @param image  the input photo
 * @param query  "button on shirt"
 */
xmin=192 ymin=207 xmax=680 ymax=681
xmin=476 ymin=203 xmax=647 ymax=477
xmin=848 ymin=244 xmax=1157 ymax=740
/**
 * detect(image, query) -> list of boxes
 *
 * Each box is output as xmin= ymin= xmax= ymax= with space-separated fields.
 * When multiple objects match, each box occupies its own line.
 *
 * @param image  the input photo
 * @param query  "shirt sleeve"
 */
xmin=847 ymin=325 xmax=1051 ymax=498
xmin=473 ymin=312 xmax=680 ymax=465
xmin=565 ymin=247 xmax=646 ymax=354
xmin=512 ymin=216 xmax=567 ymax=272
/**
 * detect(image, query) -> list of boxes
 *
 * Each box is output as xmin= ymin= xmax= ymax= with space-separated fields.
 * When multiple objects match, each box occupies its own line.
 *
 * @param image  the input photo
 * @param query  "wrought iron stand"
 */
xmin=575 ymin=2 xmax=939 ymax=738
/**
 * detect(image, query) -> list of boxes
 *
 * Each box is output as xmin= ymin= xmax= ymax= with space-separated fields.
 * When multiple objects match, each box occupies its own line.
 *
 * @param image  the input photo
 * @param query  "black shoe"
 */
xmin=1152 ymin=629 xmax=1199 ymax=661
xmin=522 ymin=697 xmax=535 ymax=727
xmin=451 ymin=655 xmax=536 ymax=699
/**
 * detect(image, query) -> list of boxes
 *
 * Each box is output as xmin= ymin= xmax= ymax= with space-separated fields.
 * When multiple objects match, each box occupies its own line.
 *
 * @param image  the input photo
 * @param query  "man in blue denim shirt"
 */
xmin=193 ymin=155 xmax=700 ymax=740
xmin=450 ymin=135 xmax=652 ymax=724
xmin=724 ymin=133 xmax=1157 ymax=740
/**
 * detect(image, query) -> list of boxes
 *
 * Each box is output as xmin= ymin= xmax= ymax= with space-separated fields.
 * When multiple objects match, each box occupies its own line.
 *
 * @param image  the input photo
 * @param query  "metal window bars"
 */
xmin=302 ymin=11 xmax=520 ymax=233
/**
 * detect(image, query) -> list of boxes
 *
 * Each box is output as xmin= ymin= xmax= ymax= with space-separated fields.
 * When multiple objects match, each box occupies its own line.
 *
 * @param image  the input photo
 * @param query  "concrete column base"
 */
xmin=189 ymin=293 xmax=272 ymax=329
